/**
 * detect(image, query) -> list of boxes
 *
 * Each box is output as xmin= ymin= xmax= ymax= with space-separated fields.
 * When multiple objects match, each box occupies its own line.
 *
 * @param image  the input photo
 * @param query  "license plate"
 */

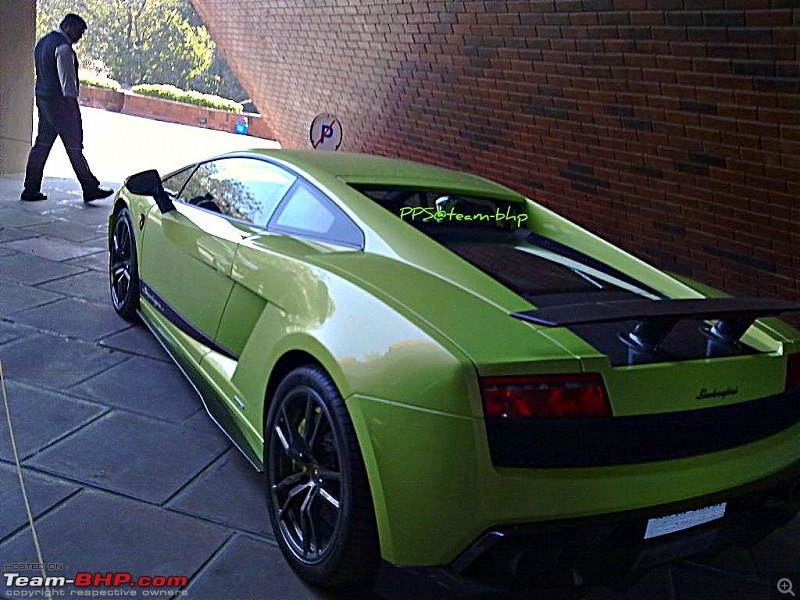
xmin=644 ymin=502 xmax=726 ymax=540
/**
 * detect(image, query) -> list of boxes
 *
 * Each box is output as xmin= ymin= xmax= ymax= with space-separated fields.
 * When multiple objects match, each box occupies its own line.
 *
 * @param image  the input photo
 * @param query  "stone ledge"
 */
xmin=79 ymin=85 xmax=275 ymax=140
xmin=79 ymin=86 xmax=125 ymax=112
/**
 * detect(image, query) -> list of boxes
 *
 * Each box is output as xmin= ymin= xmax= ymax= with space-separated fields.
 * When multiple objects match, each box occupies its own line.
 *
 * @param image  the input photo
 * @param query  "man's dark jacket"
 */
xmin=34 ymin=30 xmax=77 ymax=97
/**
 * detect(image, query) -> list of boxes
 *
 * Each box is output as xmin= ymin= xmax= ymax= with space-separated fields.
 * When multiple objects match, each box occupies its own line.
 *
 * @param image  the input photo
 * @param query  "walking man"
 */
xmin=21 ymin=13 xmax=113 ymax=203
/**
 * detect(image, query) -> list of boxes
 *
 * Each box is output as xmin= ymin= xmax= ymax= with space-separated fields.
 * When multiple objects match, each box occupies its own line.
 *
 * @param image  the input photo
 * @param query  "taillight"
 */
xmin=786 ymin=353 xmax=800 ymax=391
xmin=481 ymin=373 xmax=610 ymax=418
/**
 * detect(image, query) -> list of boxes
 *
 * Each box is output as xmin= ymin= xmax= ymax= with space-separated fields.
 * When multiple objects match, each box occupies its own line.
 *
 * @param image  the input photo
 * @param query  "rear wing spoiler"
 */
xmin=512 ymin=297 xmax=800 ymax=353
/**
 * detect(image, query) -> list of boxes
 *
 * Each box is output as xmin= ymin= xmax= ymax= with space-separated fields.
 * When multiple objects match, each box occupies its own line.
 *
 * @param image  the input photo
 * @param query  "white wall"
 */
xmin=0 ymin=0 xmax=36 ymax=174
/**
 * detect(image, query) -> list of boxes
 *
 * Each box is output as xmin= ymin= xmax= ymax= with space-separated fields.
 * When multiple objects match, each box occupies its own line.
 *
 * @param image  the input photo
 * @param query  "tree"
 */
xmin=191 ymin=46 xmax=252 ymax=104
xmin=36 ymin=0 xmax=248 ymax=102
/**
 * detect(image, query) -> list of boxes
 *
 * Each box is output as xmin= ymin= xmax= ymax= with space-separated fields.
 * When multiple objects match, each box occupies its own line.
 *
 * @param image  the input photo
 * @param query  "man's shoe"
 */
xmin=20 ymin=192 xmax=48 ymax=201
xmin=83 ymin=187 xmax=114 ymax=203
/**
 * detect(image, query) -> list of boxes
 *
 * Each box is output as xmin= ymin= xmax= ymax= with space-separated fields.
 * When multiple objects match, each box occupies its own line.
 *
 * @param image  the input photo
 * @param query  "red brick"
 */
xmin=190 ymin=0 xmax=800 ymax=301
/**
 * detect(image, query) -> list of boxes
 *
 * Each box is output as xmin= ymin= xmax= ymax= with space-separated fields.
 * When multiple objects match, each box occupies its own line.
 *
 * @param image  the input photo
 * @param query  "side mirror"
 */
xmin=124 ymin=169 xmax=174 ymax=213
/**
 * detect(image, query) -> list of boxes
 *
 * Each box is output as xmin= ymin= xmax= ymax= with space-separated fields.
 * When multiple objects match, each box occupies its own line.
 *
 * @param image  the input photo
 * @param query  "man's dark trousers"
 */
xmin=23 ymin=95 xmax=100 ymax=196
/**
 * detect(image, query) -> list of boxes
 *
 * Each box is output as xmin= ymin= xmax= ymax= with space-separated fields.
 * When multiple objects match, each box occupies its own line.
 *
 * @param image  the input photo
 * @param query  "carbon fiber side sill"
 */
xmin=136 ymin=306 xmax=263 ymax=471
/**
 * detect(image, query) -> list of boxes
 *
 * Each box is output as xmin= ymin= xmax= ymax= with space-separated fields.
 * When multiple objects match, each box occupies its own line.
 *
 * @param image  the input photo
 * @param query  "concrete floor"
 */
xmin=0 ymin=108 xmax=797 ymax=599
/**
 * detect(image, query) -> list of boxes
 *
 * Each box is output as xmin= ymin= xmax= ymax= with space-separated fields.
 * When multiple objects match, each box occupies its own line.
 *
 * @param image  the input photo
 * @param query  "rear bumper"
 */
xmin=375 ymin=461 xmax=800 ymax=599
xmin=352 ymin=390 xmax=800 ymax=566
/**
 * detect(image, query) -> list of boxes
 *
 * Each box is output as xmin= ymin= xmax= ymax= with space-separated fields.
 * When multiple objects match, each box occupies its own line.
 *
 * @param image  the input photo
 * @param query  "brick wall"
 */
xmin=190 ymin=0 xmax=799 ymax=303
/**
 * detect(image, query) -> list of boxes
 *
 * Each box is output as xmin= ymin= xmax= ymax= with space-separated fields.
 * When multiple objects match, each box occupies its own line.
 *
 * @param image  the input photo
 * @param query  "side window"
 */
xmin=178 ymin=158 xmax=296 ymax=226
xmin=161 ymin=166 xmax=195 ymax=197
xmin=269 ymin=182 xmax=364 ymax=248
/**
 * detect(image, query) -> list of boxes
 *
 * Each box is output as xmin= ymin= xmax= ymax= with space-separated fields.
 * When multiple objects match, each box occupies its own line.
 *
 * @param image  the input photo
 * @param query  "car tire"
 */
xmin=109 ymin=207 xmax=140 ymax=321
xmin=265 ymin=365 xmax=379 ymax=587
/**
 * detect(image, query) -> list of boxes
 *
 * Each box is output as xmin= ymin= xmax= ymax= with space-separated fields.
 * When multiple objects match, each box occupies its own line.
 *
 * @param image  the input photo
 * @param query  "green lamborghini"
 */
xmin=108 ymin=149 xmax=800 ymax=595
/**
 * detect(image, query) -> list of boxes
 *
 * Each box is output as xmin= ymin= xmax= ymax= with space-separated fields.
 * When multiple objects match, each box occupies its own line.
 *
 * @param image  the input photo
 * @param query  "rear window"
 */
xmin=354 ymin=186 xmax=527 ymax=231
xmin=355 ymin=185 xmax=660 ymax=304
xmin=354 ymin=184 xmax=660 ymax=306
xmin=450 ymin=241 xmax=647 ymax=306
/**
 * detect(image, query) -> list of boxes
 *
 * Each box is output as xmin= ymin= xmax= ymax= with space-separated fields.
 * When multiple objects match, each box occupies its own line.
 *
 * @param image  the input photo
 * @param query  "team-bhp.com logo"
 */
xmin=4 ymin=572 xmax=188 ymax=596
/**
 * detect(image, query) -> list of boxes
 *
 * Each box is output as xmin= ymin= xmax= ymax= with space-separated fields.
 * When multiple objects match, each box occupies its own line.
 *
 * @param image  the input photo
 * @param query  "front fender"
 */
xmin=109 ymin=190 xmax=154 ymax=263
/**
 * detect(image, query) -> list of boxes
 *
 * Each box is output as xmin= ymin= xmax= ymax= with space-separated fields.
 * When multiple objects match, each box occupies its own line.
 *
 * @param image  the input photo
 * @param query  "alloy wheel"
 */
xmin=110 ymin=216 xmax=133 ymax=310
xmin=268 ymin=385 xmax=343 ymax=564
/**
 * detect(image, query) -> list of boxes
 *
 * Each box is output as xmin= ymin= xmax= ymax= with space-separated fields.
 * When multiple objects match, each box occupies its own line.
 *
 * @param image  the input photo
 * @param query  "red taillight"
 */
xmin=786 ymin=353 xmax=800 ymax=391
xmin=481 ymin=373 xmax=610 ymax=418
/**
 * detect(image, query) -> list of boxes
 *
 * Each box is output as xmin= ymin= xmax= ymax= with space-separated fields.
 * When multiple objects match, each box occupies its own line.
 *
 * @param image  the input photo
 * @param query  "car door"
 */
xmin=218 ymin=177 xmax=365 ymax=356
xmin=138 ymin=157 xmax=295 ymax=362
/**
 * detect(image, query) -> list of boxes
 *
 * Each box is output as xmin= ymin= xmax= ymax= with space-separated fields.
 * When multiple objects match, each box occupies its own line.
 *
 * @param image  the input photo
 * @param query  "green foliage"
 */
xmin=131 ymin=83 xmax=243 ymax=113
xmin=79 ymin=70 xmax=122 ymax=90
xmin=36 ymin=0 xmax=248 ymax=103
xmin=190 ymin=49 xmax=252 ymax=104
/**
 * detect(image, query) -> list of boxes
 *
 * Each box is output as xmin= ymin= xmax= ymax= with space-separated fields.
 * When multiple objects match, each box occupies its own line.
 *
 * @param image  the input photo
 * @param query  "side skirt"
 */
xmin=136 ymin=306 xmax=264 ymax=471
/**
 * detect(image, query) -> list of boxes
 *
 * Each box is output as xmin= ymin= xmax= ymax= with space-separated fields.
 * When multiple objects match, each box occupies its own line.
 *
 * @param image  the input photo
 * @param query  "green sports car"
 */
xmin=108 ymin=149 xmax=800 ymax=595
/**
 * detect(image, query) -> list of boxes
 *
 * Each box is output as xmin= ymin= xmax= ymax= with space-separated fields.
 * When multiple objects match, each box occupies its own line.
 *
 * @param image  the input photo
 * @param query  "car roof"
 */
xmin=244 ymin=149 xmax=527 ymax=202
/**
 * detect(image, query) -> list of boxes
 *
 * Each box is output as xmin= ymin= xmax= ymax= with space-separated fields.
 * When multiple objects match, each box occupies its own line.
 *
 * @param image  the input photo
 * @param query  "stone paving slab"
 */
xmin=0 ymin=331 xmax=127 ymax=389
xmin=0 ymin=380 xmax=106 ymax=462
xmin=99 ymin=323 xmax=172 ymax=361
xmin=0 ymin=489 xmax=230 ymax=592
xmin=41 ymin=204 xmax=114 ymax=226
xmin=64 ymin=249 xmax=109 ymax=272
xmin=25 ymin=410 xmax=230 ymax=503
xmin=0 ymin=206 xmax=53 ymax=227
xmin=1 ymin=234 xmax=106 ymax=261
xmin=183 ymin=534 xmax=350 ymax=600
xmin=70 ymin=355 xmax=205 ymax=424
xmin=0 ymin=463 xmax=79 ymax=541
xmin=0 ymin=322 xmax=26 ymax=346
xmin=11 ymin=296 xmax=129 ymax=341
xmin=38 ymin=269 xmax=113 ymax=303
xmin=183 ymin=403 xmax=234 ymax=437
xmin=168 ymin=449 xmax=272 ymax=536
xmin=0 ymin=226 xmax=38 ymax=243
xmin=24 ymin=219 xmax=107 ymax=243
xmin=0 ymin=279 xmax=63 ymax=315
xmin=0 ymin=252 xmax=86 ymax=285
